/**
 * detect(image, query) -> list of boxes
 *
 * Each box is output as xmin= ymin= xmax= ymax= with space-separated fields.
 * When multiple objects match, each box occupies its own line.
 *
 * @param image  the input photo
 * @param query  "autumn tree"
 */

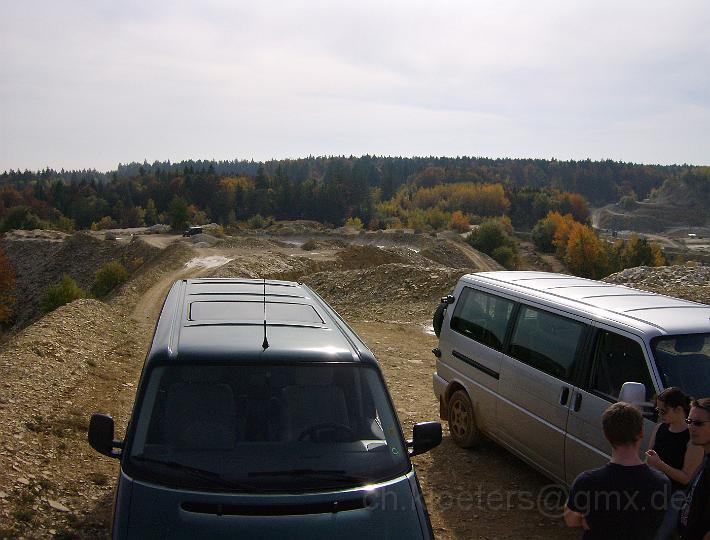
xmin=449 ymin=211 xmax=471 ymax=233
xmin=564 ymin=223 xmax=608 ymax=279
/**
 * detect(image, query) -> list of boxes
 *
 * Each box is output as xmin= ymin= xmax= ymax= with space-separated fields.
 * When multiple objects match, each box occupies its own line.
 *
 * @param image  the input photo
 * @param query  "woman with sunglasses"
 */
xmin=646 ymin=387 xmax=705 ymax=539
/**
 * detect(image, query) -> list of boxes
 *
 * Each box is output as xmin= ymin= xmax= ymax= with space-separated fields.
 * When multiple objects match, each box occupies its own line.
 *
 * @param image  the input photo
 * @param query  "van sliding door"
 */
xmin=497 ymin=305 xmax=589 ymax=483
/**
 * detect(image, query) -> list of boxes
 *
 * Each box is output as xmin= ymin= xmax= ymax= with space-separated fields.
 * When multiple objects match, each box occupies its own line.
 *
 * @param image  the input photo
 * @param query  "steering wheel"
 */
xmin=297 ymin=422 xmax=355 ymax=442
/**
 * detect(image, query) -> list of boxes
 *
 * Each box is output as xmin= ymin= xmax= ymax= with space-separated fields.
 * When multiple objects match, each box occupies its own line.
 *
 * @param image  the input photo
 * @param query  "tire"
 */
xmin=432 ymin=303 xmax=446 ymax=337
xmin=447 ymin=390 xmax=481 ymax=448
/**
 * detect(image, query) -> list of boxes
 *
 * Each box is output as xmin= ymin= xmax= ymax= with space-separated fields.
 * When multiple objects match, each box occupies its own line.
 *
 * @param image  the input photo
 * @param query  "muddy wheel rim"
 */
xmin=450 ymin=399 xmax=469 ymax=438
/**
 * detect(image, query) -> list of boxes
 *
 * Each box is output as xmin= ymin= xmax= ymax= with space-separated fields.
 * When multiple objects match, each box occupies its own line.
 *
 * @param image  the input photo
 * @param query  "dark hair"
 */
xmin=602 ymin=402 xmax=643 ymax=447
xmin=691 ymin=397 xmax=710 ymax=414
xmin=657 ymin=387 xmax=692 ymax=415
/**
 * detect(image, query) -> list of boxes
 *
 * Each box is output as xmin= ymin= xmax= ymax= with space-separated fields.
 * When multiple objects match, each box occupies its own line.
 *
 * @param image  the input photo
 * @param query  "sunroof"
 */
xmin=189 ymin=301 xmax=324 ymax=324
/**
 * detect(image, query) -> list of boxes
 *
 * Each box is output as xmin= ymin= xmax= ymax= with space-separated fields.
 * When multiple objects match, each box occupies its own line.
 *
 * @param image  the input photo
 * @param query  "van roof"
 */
xmin=146 ymin=278 xmax=377 ymax=366
xmin=465 ymin=271 xmax=710 ymax=336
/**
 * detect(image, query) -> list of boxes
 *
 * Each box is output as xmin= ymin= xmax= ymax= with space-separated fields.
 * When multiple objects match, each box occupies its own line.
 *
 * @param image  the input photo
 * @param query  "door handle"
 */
xmin=559 ymin=387 xmax=570 ymax=405
xmin=573 ymin=393 xmax=583 ymax=412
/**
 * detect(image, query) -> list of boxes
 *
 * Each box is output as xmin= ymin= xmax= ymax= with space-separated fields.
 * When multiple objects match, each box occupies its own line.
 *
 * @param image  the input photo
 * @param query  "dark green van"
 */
xmin=89 ymin=278 xmax=441 ymax=539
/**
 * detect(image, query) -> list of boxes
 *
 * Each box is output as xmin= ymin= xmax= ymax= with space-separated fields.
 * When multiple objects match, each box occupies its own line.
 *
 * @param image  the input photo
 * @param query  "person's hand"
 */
xmin=645 ymin=449 xmax=662 ymax=469
xmin=582 ymin=517 xmax=590 ymax=530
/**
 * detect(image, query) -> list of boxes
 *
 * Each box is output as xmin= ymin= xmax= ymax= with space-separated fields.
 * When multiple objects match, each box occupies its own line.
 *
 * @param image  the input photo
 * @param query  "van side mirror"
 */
xmin=618 ymin=382 xmax=646 ymax=405
xmin=407 ymin=421 xmax=442 ymax=457
xmin=88 ymin=413 xmax=122 ymax=458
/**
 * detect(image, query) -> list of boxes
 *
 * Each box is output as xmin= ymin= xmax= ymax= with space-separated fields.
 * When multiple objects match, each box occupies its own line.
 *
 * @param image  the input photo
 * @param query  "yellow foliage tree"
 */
xmin=564 ymin=223 xmax=608 ymax=279
xmin=547 ymin=211 xmax=577 ymax=257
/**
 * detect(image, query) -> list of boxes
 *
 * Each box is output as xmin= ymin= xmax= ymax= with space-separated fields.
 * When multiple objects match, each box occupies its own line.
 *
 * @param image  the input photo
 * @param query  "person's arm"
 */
xmin=646 ymin=444 xmax=705 ymax=486
xmin=564 ymin=506 xmax=586 ymax=528
xmin=565 ymin=473 xmax=591 ymax=530
xmin=647 ymin=423 xmax=659 ymax=453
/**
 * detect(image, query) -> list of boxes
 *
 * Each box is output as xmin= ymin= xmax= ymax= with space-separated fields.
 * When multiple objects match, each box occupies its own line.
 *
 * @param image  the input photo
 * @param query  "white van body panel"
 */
xmin=433 ymin=271 xmax=710 ymax=486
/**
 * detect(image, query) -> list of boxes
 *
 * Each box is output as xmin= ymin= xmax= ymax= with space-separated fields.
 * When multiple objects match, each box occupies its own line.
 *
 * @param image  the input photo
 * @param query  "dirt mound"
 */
xmin=603 ymin=263 xmax=710 ymax=305
xmin=219 ymin=236 xmax=287 ymax=250
xmin=335 ymin=245 xmax=409 ymax=269
xmin=265 ymin=220 xmax=328 ymax=234
xmin=420 ymin=240 xmax=483 ymax=269
xmin=302 ymin=263 xmax=464 ymax=322
xmin=188 ymin=233 xmax=219 ymax=246
xmin=0 ymin=299 xmax=142 ymax=539
xmin=207 ymin=252 xmax=325 ymax=280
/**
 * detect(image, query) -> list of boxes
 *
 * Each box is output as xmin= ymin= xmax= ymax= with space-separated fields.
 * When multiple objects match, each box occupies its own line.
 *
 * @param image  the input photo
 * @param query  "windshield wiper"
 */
xmin=249 ymin=469 xmax=362 ymax=483
xmin=131 ymin=455 xmax=253 ymax=490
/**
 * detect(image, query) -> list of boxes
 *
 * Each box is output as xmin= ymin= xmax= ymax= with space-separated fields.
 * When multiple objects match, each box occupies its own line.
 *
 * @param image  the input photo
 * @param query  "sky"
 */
xmin=1 ymin=0 xmax=709 ymax=172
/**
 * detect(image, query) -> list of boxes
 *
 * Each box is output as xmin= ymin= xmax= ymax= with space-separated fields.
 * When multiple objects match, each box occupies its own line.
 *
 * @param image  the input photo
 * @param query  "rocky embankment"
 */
xmin=604 ymin=262 xmax=710 ymax=304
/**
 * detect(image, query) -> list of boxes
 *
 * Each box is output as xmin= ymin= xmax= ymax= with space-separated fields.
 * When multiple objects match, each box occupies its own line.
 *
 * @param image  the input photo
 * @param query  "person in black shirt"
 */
xmin=679 ymin=398 xmax=710 ymax=540
xmin=565 ymin=402 xmax=670 ymax=539
xmin=646 ymin=387 xmax=704 ymax=539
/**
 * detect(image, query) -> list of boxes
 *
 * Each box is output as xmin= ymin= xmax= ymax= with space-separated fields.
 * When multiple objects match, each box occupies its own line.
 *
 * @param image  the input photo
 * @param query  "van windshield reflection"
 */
xmin=652 ymin=333 xmax=710 ymax=398
xmin=126 ymin=363 xmax=408 ymax=491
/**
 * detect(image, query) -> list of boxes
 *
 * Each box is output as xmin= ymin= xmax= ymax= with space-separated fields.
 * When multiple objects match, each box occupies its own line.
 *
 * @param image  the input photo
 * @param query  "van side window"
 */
xmin=450 ymin=287 xmax=514 ymax=351
xmin=590 ymin=331 xmax=655 ymax=401
xmin=509 ymin=306 xmax=585 ymax=381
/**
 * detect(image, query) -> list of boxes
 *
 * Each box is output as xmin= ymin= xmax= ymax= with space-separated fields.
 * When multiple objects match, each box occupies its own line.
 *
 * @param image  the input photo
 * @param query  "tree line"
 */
xmin=0 ymin=156 xmax=700 ymax=234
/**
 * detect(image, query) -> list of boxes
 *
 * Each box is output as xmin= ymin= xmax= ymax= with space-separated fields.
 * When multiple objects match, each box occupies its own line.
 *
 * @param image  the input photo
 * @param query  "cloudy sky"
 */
xmin=1 ymin=0 xmax=709 ymax=172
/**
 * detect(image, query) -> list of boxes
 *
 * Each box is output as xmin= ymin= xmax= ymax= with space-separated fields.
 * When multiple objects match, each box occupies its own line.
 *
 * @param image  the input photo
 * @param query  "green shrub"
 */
xmin=531 ymin=217 xmax=557 ymax=253
xmin=491 ymin=246 xmax=517 ymax=269
xmin=91 ymin=262 xmax=129 ymax=298
xmin=247 ymin=214 xmax=266 ymax=229
xmin=41 ymin=276 xmax=87 ymax=313
xmin=467 ymin=218 xmax=515 ymax=254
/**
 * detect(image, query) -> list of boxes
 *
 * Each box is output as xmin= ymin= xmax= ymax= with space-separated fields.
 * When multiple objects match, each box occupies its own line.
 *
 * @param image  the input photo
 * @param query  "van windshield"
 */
xmin=125 ymin=363 xmax=409 ymax=492
xmin=652 ymin=333 xmax=710 ymax=398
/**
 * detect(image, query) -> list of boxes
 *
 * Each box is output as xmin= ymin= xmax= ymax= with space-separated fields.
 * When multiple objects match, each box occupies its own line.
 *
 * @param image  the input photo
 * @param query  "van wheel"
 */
xmin=448 ymin=390 xmax=480 ymax=448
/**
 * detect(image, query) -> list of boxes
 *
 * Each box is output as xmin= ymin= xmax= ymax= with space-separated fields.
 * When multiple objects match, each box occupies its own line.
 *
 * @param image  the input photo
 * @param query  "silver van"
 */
xmin=432 ymin=271 xmax=710 ymax=486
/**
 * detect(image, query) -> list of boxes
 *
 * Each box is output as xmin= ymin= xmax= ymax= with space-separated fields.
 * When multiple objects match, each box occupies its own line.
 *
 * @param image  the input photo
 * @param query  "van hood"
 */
xmin=117 ymin=472 xmax=428 ymax=539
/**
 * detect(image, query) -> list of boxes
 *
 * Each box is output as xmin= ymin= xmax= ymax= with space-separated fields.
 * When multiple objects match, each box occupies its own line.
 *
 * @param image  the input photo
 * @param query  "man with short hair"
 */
xmin=564 ymin=402 xmax=670 ymax=539
xmin=679 ymin=398 xmax=710 ymax=540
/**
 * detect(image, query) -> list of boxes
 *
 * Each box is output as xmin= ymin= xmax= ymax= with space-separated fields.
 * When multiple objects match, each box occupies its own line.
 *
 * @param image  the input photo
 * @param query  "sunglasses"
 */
xmin=685 ymin=418 xmax=710 ymax=427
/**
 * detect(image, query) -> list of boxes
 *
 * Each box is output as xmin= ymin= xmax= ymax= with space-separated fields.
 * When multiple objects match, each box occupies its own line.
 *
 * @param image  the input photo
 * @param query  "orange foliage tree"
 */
xmin=449 ymin=211 xmax=471 ymax=233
